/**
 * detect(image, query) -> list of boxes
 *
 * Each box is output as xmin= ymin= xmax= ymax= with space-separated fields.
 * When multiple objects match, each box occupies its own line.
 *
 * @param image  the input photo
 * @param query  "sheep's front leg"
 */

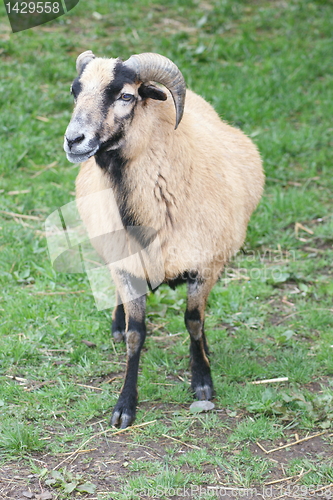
xmin=111 ymin=273 xmax=147 ymax=429
xmin=185 ymin=276 xmax=214 ymax=401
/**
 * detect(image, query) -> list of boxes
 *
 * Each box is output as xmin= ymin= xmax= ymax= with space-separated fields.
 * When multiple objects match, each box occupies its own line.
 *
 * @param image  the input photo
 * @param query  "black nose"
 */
xmin=66 ymin=134 xmax=85 ymax=150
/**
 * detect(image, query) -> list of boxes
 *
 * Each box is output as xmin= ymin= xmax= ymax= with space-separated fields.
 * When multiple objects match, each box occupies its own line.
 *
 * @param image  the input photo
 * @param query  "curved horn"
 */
xmin=124 ymin=53 xmax=186 ymax=129
xmin=76 ymin=50 xmax=95 ymax=74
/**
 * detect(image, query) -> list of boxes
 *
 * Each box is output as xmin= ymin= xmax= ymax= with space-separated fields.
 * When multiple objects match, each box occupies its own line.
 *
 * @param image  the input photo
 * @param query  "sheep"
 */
xmin=64 ymin=51 xmax=264 ymax=428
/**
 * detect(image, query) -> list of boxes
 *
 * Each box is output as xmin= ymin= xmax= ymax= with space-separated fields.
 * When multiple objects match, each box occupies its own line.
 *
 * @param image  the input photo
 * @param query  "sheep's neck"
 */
xmin=96 ymin=146 xmax=182 ymax=234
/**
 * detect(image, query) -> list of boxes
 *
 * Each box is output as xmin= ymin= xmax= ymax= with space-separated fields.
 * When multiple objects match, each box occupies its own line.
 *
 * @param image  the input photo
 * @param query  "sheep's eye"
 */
xmin=121 ymin=93 xmax=133 ymax=101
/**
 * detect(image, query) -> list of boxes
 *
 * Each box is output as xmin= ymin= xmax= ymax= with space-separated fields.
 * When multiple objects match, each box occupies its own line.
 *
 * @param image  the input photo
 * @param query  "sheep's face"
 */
xmin=64 ymin=56 xmax=167 ymax=164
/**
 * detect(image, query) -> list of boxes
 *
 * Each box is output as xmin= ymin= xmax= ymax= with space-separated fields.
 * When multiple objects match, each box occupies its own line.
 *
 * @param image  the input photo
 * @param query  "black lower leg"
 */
xmin=185 ymin=309 xmax=214 ymax=400
xmin=111 ymin=347 xmax=143 ymax=428
xmin=189 ymin=332 xmax=213 ymax=400
xmin=111 ymin=291 xmax=146 ymax=428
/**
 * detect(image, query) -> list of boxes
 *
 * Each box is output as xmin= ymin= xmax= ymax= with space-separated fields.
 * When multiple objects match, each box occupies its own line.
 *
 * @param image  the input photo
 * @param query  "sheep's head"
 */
xmin=64 ymin=51 xmax=186 ymax=164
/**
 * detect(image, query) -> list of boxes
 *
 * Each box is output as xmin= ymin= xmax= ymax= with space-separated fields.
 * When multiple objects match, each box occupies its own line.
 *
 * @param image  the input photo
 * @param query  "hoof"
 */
xmin=111 ymin=395 xmax=137 ymax=428
xmin=193 ymin=383 xmax=213 ymax=400
xmin=191 ymin=370 xmax=213 ymax=400
xmin=111 ymin=410 xmax=135 ymax=429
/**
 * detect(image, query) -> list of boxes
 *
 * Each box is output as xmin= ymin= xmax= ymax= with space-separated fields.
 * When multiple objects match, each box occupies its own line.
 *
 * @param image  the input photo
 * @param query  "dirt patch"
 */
xmin=1 ymin=423 xmax=332 ymax=500
xmin=0 ymin=433 xmax=161 ymax=499
xmin=253 ymin=433 xmax=332 ymax=462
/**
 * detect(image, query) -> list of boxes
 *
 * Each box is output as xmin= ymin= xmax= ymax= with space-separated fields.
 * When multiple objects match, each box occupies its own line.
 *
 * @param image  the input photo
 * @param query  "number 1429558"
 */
xmin=6 ymin=2 xmax=60 ymax=14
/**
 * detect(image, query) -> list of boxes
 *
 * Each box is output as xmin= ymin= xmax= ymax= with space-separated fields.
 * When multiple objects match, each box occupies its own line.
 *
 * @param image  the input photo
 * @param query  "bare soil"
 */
xmin=1 ymin=409 xmax=332 ymax=500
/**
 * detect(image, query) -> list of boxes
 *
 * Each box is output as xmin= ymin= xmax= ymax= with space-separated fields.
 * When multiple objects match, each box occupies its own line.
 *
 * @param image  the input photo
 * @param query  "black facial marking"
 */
xmin=114 ymin=107 xmax=135 ymax=125
xmin=92 ymin=61 xmax=146 ymax=238
xmin=102 ymin=60 xmax=137 ymax=111
xmin=95 ymin=131 xmax=125 ymax=171
xmin=71 ymin=77 xmax=82 ymax=99
xmin=95 ymin=129 xmax=125 ymax=165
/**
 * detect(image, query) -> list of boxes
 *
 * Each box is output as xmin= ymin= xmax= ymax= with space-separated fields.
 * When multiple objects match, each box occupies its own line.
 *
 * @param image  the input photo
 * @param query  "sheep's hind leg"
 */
xmin=110 ymin=272 xmax=147 ymax=429
xmin=112 ymin=292 xmax=126 ymax=342
xmin=185 ymin=276 xmax=215 ymax=401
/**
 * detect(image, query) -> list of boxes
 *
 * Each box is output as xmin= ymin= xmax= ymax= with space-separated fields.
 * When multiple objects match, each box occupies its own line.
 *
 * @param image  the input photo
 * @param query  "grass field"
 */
xmin=1 ymin=0 xmax=333 ymax=498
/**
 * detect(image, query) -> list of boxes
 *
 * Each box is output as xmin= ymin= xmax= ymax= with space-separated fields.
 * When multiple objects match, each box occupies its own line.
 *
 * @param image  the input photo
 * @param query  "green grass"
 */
xmin=1 ymin=0 xmax=333 ymax=497
xmin=0 ymin=421 xmax=45 ymax=454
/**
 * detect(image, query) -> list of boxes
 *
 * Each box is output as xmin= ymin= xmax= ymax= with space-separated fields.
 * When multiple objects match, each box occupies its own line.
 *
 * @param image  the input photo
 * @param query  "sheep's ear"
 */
xmin=76 ymin=50 xmax=96 ymax=74
xmin=138 ymin=83 xmax=167 ymax=101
